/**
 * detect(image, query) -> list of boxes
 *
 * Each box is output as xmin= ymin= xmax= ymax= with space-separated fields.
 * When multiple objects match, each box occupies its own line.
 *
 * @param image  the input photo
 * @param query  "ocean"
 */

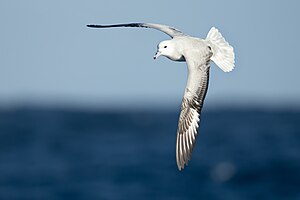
xmin=0 ymin=107 xmax=299 ymax=200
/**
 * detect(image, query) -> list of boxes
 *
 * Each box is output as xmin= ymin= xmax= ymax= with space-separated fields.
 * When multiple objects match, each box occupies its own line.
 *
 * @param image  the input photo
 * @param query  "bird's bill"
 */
xmin=153 ymin=51 xmax=162 ymax=59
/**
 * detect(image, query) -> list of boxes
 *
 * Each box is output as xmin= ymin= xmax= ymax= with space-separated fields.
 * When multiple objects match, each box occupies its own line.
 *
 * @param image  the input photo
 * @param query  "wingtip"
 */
xmin=86 ymin=24 xmax=105 ymax=28
xmin=177 ymin=165 xmax=183 ymax=171
xmin=86 ymin=24 xmax=95 ymax=28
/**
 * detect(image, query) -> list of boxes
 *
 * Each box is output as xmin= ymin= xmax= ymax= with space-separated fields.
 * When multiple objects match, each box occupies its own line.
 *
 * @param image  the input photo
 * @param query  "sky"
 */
xmin=0 ymin=0 xmax=300 ymax=109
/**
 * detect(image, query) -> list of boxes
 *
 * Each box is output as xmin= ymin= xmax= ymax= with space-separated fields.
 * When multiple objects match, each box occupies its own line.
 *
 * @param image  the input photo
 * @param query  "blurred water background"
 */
xmin=0 ymin=106 xmax=299 ymax=200
xmin=1 ymin=1 xmax=300 ymax=199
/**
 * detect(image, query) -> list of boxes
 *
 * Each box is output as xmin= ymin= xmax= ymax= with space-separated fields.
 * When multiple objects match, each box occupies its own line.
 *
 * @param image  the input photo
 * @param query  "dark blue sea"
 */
xmin=0 ymin=107 xmax=299 ymax=200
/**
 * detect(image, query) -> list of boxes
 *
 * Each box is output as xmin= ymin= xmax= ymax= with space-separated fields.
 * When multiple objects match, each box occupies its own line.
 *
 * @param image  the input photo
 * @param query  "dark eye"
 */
xmin=164 ymin=46 xmax=167 ymax=48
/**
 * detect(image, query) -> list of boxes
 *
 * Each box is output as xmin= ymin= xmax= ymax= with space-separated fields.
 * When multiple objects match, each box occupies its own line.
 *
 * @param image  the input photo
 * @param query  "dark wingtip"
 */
xmin=87 ymin=24 xmax=97 ymax=28
xmin=86 ymin=23 xmax=145 ymax=29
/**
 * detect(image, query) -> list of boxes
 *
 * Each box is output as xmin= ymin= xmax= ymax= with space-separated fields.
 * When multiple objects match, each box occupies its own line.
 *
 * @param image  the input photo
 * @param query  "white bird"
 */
xmin=87 ymin=23 xmax=235 ymax=171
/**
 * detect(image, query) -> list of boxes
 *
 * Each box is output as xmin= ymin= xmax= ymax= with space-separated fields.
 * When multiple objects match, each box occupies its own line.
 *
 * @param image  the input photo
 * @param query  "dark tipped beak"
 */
xmin=153 ymin=51 xmax=161 ymax=60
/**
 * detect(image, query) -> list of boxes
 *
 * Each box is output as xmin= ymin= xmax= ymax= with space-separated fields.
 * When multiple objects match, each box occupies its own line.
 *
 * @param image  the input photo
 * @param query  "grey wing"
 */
xmin=176 ymin=50 xmax=212 ymax=171
xmin=86 ymin=22 xmax=185 ymax=38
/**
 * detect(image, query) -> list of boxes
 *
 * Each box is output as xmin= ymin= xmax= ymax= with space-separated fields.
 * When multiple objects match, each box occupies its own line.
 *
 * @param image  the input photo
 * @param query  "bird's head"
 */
xmin=154 ymin=40 xmax=176 ymax=60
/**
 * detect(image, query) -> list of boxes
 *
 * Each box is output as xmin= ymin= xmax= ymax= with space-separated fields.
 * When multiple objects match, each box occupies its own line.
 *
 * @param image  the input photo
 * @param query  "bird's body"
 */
xmin=87 ymin=23 xmax=235 ymax=170
xmin=158 ymin=36 xmax=210 ymax=62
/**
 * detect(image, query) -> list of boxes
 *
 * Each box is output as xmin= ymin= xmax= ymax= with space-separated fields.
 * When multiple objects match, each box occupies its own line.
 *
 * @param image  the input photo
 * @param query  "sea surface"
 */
xmin=0 ymin=107 xmax=299 ymax=200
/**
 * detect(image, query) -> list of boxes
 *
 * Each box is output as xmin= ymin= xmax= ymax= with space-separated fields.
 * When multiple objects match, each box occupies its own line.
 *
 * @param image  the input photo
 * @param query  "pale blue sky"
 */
xmin=1 ymin=0 xmax=299 ymax=109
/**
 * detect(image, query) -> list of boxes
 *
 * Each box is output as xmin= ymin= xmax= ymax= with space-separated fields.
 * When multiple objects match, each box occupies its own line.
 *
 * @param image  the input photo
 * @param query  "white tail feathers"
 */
xmin=206 ymin=27 xmax=235 ymax=72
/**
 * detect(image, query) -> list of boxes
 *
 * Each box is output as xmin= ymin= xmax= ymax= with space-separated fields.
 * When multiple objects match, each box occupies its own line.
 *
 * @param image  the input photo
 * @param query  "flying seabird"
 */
xmin=87 ymin=23 xmax=235 ymax=170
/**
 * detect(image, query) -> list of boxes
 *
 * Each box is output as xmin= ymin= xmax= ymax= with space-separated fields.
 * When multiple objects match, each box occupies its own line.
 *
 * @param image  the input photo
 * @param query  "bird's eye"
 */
xmin=164 ymin=46 xmax=167 ymax=48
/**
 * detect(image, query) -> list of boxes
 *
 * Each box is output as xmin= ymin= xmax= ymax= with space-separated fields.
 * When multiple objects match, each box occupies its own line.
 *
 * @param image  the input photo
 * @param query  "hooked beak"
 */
xmin=153 ymin=51 xmax=162 ymax=60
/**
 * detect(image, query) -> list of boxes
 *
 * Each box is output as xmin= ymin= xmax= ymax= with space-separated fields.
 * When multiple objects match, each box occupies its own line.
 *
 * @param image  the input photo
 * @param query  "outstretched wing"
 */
xmin=176 ymin=49 xmax=212 ymax=171
xmin=87 ymin=23 xmax=186 ymax=38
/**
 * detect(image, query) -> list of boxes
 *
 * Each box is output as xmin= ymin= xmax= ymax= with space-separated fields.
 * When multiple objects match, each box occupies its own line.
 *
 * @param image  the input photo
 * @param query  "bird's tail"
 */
xmin=206 ymin=27 xmax=235 ymax=72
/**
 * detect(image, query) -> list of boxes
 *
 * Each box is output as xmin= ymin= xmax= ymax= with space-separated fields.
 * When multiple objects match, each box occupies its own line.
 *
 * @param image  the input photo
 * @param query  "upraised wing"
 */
xmin=87 ymin=23 xmax=186 ymax=38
